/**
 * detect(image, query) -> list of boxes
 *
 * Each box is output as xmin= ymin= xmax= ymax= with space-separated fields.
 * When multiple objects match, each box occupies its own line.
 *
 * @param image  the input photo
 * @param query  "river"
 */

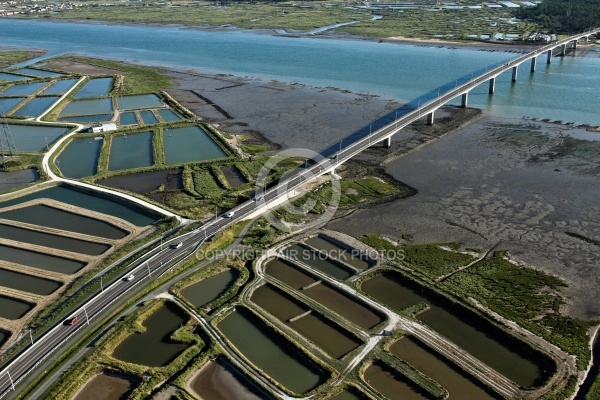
xmin=1 ymin=19 xmax=600 ymax=126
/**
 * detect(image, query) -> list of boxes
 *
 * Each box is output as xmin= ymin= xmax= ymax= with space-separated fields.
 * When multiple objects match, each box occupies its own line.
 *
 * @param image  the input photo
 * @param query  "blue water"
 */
xmin=58 ymin=113 xmax=114 ymax=123
xmin=0 ymin=82 xmax=46 ymax=96
xmin=6 ymin=123 xmax=70 ymax=152
xmin=108 ymin=132 xmax=154 ymax=170
xmin=1 ymin=19 xmax=599 ymax=125
xmin=60 ymin=98 xmax=113 ymax=115
xmin=0 ymin=72 xmax=30 ymax=82
xmin=119 ymin=111 xmax=138 ymax=125
xmin=12 ymin=67 xmax=63 ymax=78
xmin=41 ymin=78 xmax=79 ymax=95
xmin=11 ymin=96 xmax=59 ymax=117
xmin=157 ymin=108 xmax=180 ymax=122
xmin=73 ymin=77 xmax=113 ymax=98
xmin=57 ymin=138 xmax=102 ymax=178
xmin=0 ymin=97 xmax=24 ymax=115
xmin=140 ymin=109 xmax=159 ymax=125
xmin=117 ymin=94 xmax=164 ymax=110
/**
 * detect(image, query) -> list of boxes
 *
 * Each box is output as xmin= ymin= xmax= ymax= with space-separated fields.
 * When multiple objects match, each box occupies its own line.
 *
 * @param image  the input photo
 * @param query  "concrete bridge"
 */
xmin=351 ymin=29 xmax=600 ymax=149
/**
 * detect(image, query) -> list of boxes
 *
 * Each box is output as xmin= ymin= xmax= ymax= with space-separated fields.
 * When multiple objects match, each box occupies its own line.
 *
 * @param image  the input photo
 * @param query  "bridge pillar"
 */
xmin=381 ymin=136 xmax=391 ymax=148
xmin=547 ymin=49 xmax=552 ymax=64
xmin=530 ymin=57 xmax=536 ymax=72
xmin=511 ymin=66 xmax=518 ymax=82
xmin=426 ymin=111 xmax=435 ymax=125
xmin=561 ymin=43 xmax=567 ymax=56
xmin=488 ymin=77 xmax=496 ymax=94
xmin=573 ymin=39 xmax=578 ymax=49
xmin=461 ymin=92 xmax=468 ymax=108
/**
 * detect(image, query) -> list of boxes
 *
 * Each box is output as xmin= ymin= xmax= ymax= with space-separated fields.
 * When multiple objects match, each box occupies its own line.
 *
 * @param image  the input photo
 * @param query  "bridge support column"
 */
xmin=381 ymin=136 xmax=391 ymax=148
xmin=573 ymin=39 xmax=578 ymax=49
xmin=461 ymin=92 xmax=468 ymax=108
xmin=561 ymin=43 xmax=567 ymax=56
xmin=547 ymin=49 xmax=552 ymax=64
xmin=426 ymin=111 xmax=435 ymax=125
xmin=488 ymin=77 xmax=496 ymax=94
xmin=530 ymin=57 xmax=536 ymax=72
xmin=511 ymin=66 xmax=518 ymax=82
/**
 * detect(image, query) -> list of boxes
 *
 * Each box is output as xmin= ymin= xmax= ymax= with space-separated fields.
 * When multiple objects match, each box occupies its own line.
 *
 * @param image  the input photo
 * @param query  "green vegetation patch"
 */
xmin=57 ymin=56 xmax=171 ymax=94
xmin=0 ymin=50 xmax=44 ymax=69
xmin=403 ymin=243 xmax=476 ymax=279
xmin=441 ymin=252 xmax=596 ymax=369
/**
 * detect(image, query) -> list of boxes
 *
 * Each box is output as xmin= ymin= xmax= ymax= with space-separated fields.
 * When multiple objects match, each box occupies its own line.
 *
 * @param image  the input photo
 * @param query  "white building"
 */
xmin=91 ymin=123 xmax=117 ymax=133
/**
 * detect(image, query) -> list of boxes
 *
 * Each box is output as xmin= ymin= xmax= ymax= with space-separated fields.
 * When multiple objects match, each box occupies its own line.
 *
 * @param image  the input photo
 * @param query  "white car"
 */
xmin=224 ymin=211 xmax=235 ymax=218
xmin=171 ymin=242 xmax=183 ymax=249
xmin=125 ymin=274 xmax=135 ymax=281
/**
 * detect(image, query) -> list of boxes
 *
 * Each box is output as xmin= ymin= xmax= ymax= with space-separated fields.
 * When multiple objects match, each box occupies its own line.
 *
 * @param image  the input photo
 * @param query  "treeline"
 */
xmin=515 ymin=0 xmax=600 ymax=33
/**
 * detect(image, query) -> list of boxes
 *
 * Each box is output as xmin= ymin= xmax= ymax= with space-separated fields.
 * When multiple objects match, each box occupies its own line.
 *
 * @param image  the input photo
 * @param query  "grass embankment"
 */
xmin=53 ymin=55 xmax=172 ymax=94
xmin=0 ymin=50 xmax=45 ymax=69
xmin=44 ymin=3 xmax=539 ymax=41
xmin=360 ymin=233 xmax=595 ymax=373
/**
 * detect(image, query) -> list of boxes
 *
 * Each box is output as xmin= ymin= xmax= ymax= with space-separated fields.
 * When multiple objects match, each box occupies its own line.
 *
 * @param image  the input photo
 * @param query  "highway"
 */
xmin=0 ymin=28 xmax=598 ymax=398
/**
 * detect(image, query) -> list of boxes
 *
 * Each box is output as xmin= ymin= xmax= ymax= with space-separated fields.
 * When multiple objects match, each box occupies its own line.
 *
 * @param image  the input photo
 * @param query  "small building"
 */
xmin=91 ymin=123 xmax=117 ymax=133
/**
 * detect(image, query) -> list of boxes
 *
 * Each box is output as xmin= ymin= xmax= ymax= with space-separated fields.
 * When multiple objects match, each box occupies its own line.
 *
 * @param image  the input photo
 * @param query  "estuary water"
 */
xmin=1 ymin=20 xmax=600 ymax=125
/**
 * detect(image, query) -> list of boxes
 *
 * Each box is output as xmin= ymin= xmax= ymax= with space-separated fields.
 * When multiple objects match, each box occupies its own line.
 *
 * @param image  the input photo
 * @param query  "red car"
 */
xmin=66 ymin=316 xmax=78 ymax=325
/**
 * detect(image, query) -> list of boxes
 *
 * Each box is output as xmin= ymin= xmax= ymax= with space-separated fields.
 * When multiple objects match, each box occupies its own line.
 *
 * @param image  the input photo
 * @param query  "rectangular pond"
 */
xmin=391 ymin=337 xmax=501 ymax=400
xmin=12 ymin=68 xmax=63 ymax=78
xmin=157 ymin=108 xmax=181 ymax=122
xmin=11 ymin=96 xmax=59 ymax=118
xmin=140 ymin=110 xmax=159 ymax=125
xmin=284 ymin=243 xmax=354 ymax=280
xmin=58 ymin=114 xmax=114 ymax=124
xmin=364 ymin=361 xmax=431 ymax=400
xmin=218 ymin=307 xmax=327 ymax=395
xmin=163 ymin=126 xmax=227 ymax=164
xmin=57 ymin=138 xmax=102 ymax=179
xmin=117 ymin=94 xmax=163 ymax=110
xmin=6 ymin=123 xmax=70 ymax=152
xmin=0 ymin=185 xmax=161 ymax=226
xmin=264 ymin=258 xmax=317 ymax=289
xmin=0 ymin=72 xmax=30 ymax=82
xmin=0 ymin=97 xmax=24 ymax=114
xmin=189 ymin=357 xmax=269 ymax=400
xmin=331 ymin=388 xmax=371 ymax=400
xmin=0 ymin=268 xmax=61 ymax=295
xmin=220 ymin=165 xmax=247 ymax=188
xmin=108 ymin=132 xmax=153 ymax=171
xmin=0 ymin=82 xmax=46 ymax=96
xmin=252 ymin=284 xmax=362 ymax=359
xmin=73 ymin=373 xmax=138 ymax=400
xmin=73 ymin=77 xmax=113 ymax=99
xmin=0 ymin=169 xmax=38 ymax=193
xmin=0 ymin=205 xmax=128 ymax=240
xmin=60 ymin=98 xmax=112 ymax=116
xmin=304 ymin=235 xmax=372 ymax=271
xmin=0 ymin=224 xmax=109 ymax=256
xmin=112 ymin=301 xmax=190 ymax=367
xmin=181 ymin=269 xmax=238 ymax=308
xmin=96 ymin=168 xmax=182 ymax=195
xmin=0 ymin=243 xmax=86 ymax=274
xmin=0 ymin=295 xmax=33 ymax=320
xmin=361 ymin=271 xmax=552 ymax=388
xmin=40 ymin=79 xmax=79 ymax=96
xmin=118 ymin=111 xmax=137 ymax=125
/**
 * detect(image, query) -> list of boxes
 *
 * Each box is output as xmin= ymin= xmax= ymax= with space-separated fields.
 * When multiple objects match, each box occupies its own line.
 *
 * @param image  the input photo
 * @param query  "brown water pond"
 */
xmin=251 ymin=284 xmax=362 ymax=359
xmin=112 ymin=302 xmax=191 ymax=367
xmin=284 ymin=243 xmax=354 ymax=280
xmin=363 ymin=360 xmax=432 ymax=400
xmin=217 ymin=307 xmax=327 ymax=395
xmin=264 ymin=258 xmax=382 ymax=330
xmin=391 ymin=337 xmax=501 ymax=399
xmin=0 ymin=268 xmax=62 ymax=295
xmin=73 ymin=373 xmax=138 ymax=400
xmin=0 ymin=204 xmax=128 ymax=239
xmin=181 ymin=269 xmax=238 ymax=309
xmin=189 ymin=357 xmax=270 ymax=400
xmin=0 ymin=295 xmax=33 ymax=320
xmin=0 ymin=243 xmax=86 ymax=274
xmin=304 ymin=235 xmax=373 ymax=271
xmin=0 ymin=224 xmax=109 ymax=256
xmin=361 ymin=272 xmax=554 ymax=388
